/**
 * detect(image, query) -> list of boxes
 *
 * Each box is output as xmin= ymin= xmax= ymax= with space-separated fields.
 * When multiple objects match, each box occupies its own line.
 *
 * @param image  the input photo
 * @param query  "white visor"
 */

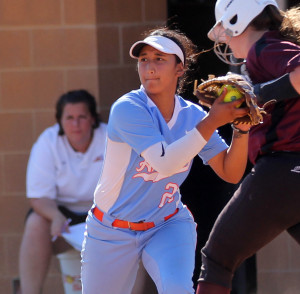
xmin=129 ymin=35 xmax=185 ymax=65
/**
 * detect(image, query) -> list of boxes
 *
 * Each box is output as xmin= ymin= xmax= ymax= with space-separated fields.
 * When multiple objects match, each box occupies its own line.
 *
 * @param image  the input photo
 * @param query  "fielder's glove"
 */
xmin=193 ymin=73 xmax=269 ymax=125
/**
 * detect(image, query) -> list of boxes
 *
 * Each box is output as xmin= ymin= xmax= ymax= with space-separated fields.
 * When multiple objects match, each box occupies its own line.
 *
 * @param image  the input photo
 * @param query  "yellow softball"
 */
xmin=218 ymin=84 xmax=243 ymax=107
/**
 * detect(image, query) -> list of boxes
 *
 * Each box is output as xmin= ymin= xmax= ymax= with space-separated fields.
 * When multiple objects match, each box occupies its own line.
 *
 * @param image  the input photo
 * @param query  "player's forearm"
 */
xmin=196 ymin=114 xmax=220 ymax=142
xmin=223 ymin=130 xmax=249 ymax=183
xmin=254 ymin=66 xmax=300 ymax=103
xmin=142 ymin=128 xmax=207 ymax=176
xmin=30 ymin=197 xmax=62 ymax=221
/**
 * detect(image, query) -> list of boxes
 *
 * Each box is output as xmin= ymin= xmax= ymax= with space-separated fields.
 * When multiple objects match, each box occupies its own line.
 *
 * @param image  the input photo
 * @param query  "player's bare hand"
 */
xmin=208 ymin=89 xmax=249 ymax=128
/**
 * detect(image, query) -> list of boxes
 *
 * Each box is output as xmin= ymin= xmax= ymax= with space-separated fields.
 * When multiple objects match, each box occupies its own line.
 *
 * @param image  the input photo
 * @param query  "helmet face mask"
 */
xmin=209 ymin=22 xmax=245 ymax=66
xmin=213 ymin=39 xmax=243 ymax=66
xmin=208 ymin=22 xmax=228 ymax=43
xmin=208 ymin=0 xmax=279 ymax=66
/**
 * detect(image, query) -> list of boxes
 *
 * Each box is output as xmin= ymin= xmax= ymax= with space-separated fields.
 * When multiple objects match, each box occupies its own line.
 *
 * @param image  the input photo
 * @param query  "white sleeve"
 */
xmin=141 ymin=128 xmax=207 ymax=176
xmin=26 ymin=132 xmax=57 ymax=199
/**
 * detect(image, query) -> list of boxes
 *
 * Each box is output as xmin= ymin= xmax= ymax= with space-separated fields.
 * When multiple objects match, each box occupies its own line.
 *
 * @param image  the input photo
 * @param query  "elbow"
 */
xmin=153 ymin=160 xmax=183 ymax=177
xmin=155 ymin=166 xmax=176 ymax=177
xmin=222 ymin=173 xmax=243 ymax=184
xmin=229 ymin=177 xmax=242 ymax=185
xmin=231 ymin=174 xmax=243 ymax=184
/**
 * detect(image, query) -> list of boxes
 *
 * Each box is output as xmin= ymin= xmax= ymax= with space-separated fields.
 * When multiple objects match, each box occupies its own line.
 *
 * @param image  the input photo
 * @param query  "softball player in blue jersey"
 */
xmin=81 ymin=27 xmax=251 ymax=294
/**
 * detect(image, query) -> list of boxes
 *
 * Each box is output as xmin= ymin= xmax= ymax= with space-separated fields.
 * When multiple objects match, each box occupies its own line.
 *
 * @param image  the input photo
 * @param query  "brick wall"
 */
xmin=0 ymin=0 xmax=99 ymax=292
xmin=257 ymin=232 xmax=300 ymax=293
xmin=96 ymin=0 xmax=167 ymax=121
xmin=0 ymin=0 xmax=166 ymax=293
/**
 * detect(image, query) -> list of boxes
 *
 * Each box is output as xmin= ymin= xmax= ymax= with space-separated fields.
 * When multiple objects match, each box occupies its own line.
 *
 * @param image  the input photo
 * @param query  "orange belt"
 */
xmin=93 ymin=206 xmax=179 ymax=231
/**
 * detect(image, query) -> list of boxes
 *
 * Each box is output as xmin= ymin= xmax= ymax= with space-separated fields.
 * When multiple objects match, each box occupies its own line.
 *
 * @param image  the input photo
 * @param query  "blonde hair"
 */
xmin=280 ymin=5 xmax=300 ymax=45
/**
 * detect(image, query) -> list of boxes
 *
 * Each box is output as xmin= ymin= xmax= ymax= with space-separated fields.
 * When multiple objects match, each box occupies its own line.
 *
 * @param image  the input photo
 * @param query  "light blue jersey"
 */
xmin=94 ymin=86 xmax=227 ymax=222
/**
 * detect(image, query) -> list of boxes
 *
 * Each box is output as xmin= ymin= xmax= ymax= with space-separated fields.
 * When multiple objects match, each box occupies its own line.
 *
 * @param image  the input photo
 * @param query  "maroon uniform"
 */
xmin=246 ymin=31 xmax=300 ymax=163
xmin=198 ymin=31 xmax=300 ymax=290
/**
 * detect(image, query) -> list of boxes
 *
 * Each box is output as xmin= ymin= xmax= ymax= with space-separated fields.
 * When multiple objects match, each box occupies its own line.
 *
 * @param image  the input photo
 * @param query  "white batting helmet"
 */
xmin=208 ymin=0 xmax=279 ymax=65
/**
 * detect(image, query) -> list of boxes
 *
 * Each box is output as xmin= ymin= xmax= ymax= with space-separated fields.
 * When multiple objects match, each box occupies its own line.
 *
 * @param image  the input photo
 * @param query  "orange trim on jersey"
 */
xmin=92 ymin=206 xmax=179 ymax=231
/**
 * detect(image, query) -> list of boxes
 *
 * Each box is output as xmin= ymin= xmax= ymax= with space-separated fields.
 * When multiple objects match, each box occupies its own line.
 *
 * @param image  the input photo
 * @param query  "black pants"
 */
xmin=199 ymin=152 xmax=300 ymax=288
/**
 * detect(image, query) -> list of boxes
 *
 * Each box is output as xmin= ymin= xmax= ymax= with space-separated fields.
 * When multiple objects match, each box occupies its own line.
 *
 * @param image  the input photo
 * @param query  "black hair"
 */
xmin=55 ymin=89 xmax=101 ymax=135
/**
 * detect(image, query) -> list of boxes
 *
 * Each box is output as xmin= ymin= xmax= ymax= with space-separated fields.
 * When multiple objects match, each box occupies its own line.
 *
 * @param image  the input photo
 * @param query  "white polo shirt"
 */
xmin=26 ymin=123 xmax=107 ymax=212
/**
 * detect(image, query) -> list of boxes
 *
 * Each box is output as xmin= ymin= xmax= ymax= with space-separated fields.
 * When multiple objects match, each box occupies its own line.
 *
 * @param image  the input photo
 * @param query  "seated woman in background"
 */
xmin=18 ymin=89 xmax=107 ymax=294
